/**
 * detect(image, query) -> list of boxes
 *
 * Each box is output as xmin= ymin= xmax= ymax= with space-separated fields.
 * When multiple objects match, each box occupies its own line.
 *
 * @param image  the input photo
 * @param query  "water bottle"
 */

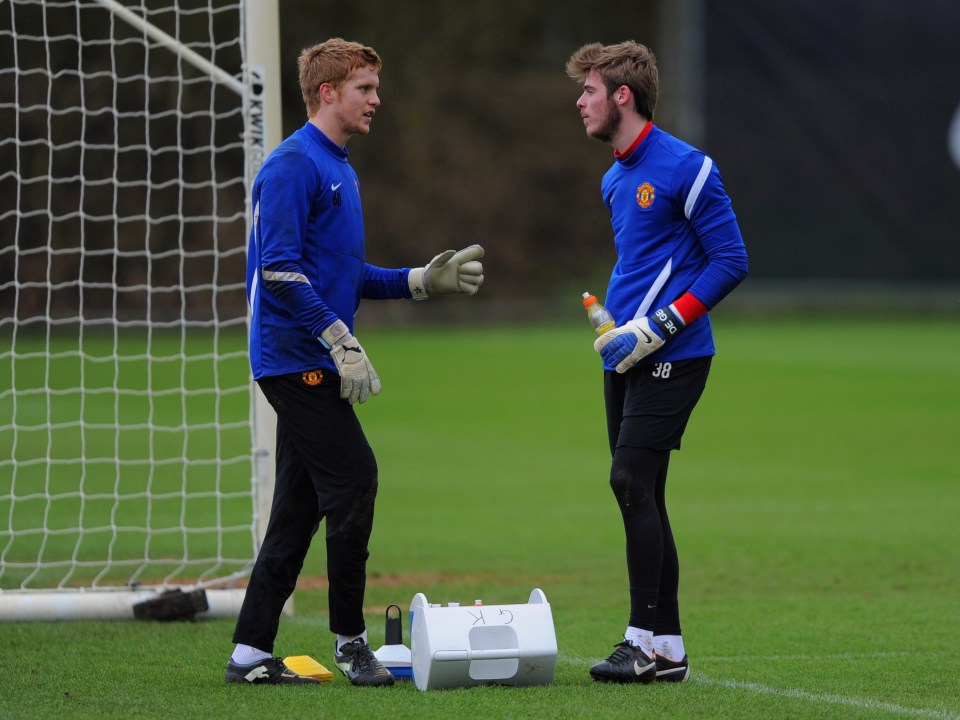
xmin=582 ymin=292 xmax=615 ymax=334
xmin=374 ymin=604 xmax=413 ymax=680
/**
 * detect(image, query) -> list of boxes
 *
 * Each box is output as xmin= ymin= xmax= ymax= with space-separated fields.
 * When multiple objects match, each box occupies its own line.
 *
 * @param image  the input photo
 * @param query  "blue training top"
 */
xmin=246 ymin=121 xmax=411 ymax=379
xmin=600 ymin=124 xmax=749 ymax=368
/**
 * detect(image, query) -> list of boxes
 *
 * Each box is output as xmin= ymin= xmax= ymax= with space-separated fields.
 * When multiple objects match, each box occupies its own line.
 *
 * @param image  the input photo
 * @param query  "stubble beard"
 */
xmin=588 ymin=96 xmax=621 ymax=144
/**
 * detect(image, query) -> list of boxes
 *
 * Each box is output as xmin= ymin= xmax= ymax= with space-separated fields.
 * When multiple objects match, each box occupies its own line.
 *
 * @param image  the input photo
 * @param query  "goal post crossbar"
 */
xmin=90 ymin=0 xmax=243 ymax=96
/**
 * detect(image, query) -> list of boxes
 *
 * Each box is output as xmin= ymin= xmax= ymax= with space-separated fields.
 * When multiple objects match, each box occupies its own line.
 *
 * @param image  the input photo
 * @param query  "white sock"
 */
xmin=336 ymin=630 xmax=368 ymax=653
xmin=231 ymin=643 xmax=271 ymax=665
xmin=654 ymin=634 xmax=686 ymax=660
xmin=623 ymin=626 xmax=654 ymax=655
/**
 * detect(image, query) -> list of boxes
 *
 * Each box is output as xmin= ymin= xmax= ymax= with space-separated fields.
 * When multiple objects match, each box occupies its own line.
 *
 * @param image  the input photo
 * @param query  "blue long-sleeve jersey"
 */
xmin=246 ymin=122 xmax=411 ymax=379
xmin=600 ymin=124 xmax=748 ymax=369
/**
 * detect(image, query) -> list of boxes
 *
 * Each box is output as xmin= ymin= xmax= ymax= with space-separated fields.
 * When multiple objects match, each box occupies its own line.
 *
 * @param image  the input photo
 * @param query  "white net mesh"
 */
xmin=0 ymin=0 xmax=257 ymax=594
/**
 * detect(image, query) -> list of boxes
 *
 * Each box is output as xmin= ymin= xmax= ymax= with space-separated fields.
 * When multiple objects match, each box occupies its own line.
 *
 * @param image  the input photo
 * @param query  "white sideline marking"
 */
xmin=559 ymin=654 xmax=958 ymax=719
xmin=694 ymin=676 xmax=959 ymax=720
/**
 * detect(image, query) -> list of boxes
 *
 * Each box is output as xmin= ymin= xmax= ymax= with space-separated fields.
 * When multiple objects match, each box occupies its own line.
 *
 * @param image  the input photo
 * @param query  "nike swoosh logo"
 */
xmin=344 ymin=346 xmax=362 ymax=354
xmin=633 ymin=660 xmax=647 ymax=675
xmin=638 ymin=330 xmax=654 ymax=344
xmin=331 ymin=182 xmax=342 ymax=191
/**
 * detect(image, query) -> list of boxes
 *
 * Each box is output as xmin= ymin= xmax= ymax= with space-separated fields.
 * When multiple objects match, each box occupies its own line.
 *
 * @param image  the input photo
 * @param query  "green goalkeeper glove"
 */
xmin=408 ymin=245 xmax=485 ymax=299
xmin=320 ymin=320 xmax=381 ymax=405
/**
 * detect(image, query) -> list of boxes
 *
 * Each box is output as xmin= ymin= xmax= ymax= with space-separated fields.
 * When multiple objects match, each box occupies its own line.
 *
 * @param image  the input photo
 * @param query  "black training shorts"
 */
xmin=603 ymin=356 xmax=712 ymax=454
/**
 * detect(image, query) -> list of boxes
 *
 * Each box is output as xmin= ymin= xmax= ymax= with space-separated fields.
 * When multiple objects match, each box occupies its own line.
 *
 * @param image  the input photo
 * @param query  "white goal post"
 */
xmin=0 ymin=0 xmax=282 ymax=620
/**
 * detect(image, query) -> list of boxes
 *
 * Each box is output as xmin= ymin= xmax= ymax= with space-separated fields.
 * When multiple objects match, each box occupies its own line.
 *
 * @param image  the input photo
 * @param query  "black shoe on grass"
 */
xmin=225 ymin=657 xmax=320 ymax=685
xmin=334 ymin=639 xmax=395 ymax=687
xmin=655 ymin=652 xmax=690 ymax=683
xmin=589 ymin=641 xmax=656 ymax=683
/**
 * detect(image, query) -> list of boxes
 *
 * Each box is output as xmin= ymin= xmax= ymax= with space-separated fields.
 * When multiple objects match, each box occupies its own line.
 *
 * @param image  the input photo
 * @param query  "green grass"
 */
xmin=0 ymin=329 xmax=254 ymax=587
xmin=2 ymin=318 xmax=959 ymax=719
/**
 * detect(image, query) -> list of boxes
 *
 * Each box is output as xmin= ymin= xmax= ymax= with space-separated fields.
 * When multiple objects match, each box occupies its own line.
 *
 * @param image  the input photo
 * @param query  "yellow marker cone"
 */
xmin=284 ymin=655 xmax=333 ymax=682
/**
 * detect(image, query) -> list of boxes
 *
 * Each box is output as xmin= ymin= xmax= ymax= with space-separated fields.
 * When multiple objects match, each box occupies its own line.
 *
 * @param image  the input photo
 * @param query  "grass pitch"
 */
xmin=1 ymin=317 xmax=958 ymax=719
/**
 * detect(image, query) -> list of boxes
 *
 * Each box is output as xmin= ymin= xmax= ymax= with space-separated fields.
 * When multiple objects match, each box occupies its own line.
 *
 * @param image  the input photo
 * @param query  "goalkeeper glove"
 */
xmin=594 ymin=304 xmax=687 ymax=373
xmin=408 ymin=245 xmax=484 ymax=299
xmin=319 ymin=320 xmax=381 ymax=405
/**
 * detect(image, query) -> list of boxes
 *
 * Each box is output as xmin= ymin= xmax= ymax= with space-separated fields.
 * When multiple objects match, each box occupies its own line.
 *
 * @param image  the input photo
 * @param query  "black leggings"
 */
xmin=603 ymin=357 xmax=711 ymax=635
xmin=610 ymin=445 xmax=681 ymax=634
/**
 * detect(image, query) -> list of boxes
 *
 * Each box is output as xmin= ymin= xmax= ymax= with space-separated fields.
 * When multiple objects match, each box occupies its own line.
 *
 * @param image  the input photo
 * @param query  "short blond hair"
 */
xmin=566 ymin=41 xmax=659 ymax=121
xmin=298 ymin=38 xmax=382 ymax=117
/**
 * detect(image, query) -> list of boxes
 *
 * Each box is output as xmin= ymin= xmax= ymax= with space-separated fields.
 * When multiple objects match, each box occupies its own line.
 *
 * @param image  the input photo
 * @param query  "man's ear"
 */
xmin=614 ymin=84 xmax=632 ymax=108
xmin=318 ymin=82 xmax=337 ymax=105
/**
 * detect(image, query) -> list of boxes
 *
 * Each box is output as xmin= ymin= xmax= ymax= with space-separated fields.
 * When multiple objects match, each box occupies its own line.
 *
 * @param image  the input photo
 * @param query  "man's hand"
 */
xmin=320 ymin=320 xmax=381 ymax=405
xmin=408 ymin=245 xmax=484 ymax=299
xmin=594 ymin=318 xmax=665 ymax=373
xmin=594 ymin=303 xmax=688 ymax=373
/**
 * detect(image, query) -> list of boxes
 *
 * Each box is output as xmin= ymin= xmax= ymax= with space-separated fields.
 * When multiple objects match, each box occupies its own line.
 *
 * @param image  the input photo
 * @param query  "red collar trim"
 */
xmin=614 ymin=122 xmax=653 ymax=160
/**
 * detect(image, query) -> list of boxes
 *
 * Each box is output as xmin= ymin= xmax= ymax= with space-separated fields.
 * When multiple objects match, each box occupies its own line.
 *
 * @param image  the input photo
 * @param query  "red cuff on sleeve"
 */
xmin=672 ymin=292 xmax=709 ymax=326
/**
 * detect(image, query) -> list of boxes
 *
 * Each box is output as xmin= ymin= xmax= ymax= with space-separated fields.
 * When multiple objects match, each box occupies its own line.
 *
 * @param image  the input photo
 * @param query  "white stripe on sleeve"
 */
xmin=684 ymin=156 xmax=713 ymax=219
xmin=634 ymin=258 xmax=673 ymax=319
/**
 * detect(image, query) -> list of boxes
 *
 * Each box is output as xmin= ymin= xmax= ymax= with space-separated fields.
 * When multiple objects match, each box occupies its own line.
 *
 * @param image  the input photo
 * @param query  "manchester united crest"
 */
xmin=301 ymin=369 xmax=323 ymax=386
xmin=636 ymin=182 xmax=655 ymax=208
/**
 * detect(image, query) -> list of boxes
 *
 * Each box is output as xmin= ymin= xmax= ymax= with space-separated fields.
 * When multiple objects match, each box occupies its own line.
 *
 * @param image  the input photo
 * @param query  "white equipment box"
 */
xmin=408 ymin=588 xmax=558 ymax=691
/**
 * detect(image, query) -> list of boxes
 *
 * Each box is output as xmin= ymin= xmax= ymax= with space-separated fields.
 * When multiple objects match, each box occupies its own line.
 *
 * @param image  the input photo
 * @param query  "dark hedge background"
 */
xmin=3 ymin=0 xmax=957 ymax=325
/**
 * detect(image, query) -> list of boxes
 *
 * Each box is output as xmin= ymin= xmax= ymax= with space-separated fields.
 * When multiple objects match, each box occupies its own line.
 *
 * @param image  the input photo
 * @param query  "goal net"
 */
xmin=0 ymin=0 xmax=277 ymax=620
